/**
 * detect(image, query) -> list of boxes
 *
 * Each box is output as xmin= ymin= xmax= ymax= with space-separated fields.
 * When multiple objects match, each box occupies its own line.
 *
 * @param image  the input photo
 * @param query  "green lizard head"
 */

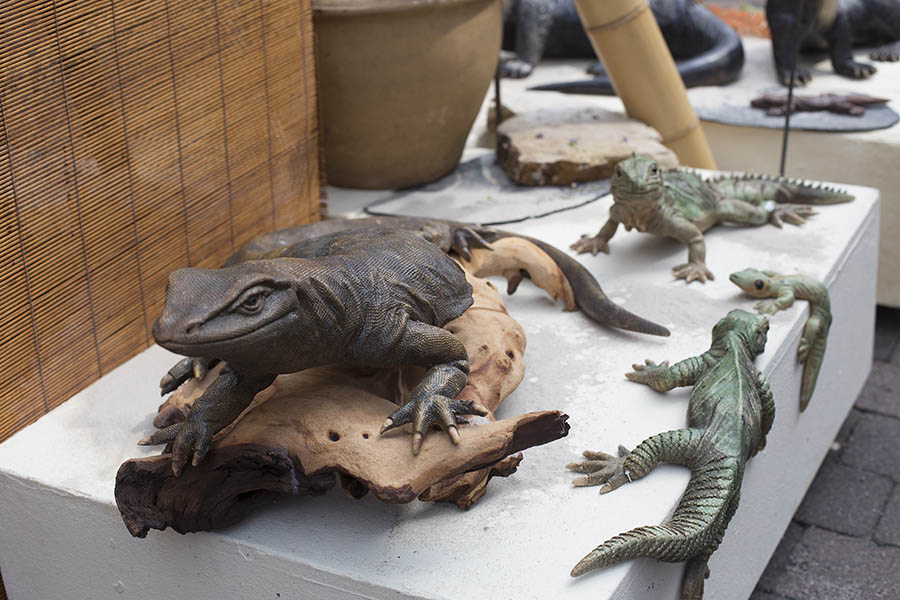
xmin=729 ymin=268 xmax=776 ymax=298
xmin=610 ymin=154 xmax=664 ymax=199
xmin=712 ymin=308 xmax=770 ymax=356
xmin=152 ymin=260 xmax=300 ymax=361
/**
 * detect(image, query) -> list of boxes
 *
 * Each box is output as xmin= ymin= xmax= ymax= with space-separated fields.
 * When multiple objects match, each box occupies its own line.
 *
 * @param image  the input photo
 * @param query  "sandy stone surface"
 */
xmin=496 ymin=108 xmax=678 ymax=186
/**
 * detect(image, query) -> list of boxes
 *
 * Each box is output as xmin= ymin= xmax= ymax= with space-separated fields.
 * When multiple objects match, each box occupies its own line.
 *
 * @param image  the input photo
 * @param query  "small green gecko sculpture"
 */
xmin=571 ymin=154 xmax=854 ymax=283
xmin=566 ymin=309 xmax=774 ymax=599
xmin=730 ymin=268 xmax=831 ymax=411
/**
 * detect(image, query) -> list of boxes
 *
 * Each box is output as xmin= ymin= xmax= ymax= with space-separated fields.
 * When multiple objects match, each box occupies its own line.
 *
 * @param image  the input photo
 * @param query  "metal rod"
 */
xmin=779 ymin=1 xmax=805 ymax=176
xmin=779 ymin=66 xmax=795 ymax=176
xmin=494 ymin=65 xmax=503 ymax=127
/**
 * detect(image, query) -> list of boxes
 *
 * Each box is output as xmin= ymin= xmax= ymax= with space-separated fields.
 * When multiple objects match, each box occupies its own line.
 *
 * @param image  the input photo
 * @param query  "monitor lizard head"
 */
xmin=152 ymin=260 xmax=301 ymax=361
xmin=713 ymin=308 xmax=770 ymax=357
xmin=610 ymin=154 xmax=664 ymax=202
xmin=728 ymin=268 xmax=778 ymax=299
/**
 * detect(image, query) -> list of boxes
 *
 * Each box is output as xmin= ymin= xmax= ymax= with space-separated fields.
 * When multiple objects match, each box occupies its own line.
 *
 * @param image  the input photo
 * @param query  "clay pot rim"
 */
xmin=313 ymin=0 xmax=491 ymax=16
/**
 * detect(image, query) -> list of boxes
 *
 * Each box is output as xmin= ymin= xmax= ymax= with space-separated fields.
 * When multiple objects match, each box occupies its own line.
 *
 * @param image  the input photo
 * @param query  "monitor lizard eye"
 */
xmin=649 ymin=163 xmax=658 ymax=175
xmin=234 ymin=285 xmax=271 ymax=315
xmin=754 ymin=280 xmax=764 ymax=290
xmin=615 ymin=164 xmax=624 ymax=177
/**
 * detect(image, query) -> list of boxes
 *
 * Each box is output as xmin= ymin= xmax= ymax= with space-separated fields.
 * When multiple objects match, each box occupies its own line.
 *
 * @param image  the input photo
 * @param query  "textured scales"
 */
xmin=567 ymin=309 xmax=774 ymax=599
xmin=225 ymin=216 xmax=670 ymax=337
xmin=730 ymin=268 xmax=831 ymax=411
xmin=571 ymin=155 xmax=854 ymax=283
xmin=145 ymin=228 xmax=487 ymax=473
xmin=146 ymin=218 xmax=671 ymax=475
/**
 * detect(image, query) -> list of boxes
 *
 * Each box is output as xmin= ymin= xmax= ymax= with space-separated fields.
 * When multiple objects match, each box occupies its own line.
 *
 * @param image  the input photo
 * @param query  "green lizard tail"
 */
xmin=800 ymin=329 xmax=828 ymax=412
xmin=504 ymin=234 xmax=671 ymax=337
xmin=710 ymin=174 xmax=854 ymax=206
xmin=570 ymin=456 xmax=740 ymax=576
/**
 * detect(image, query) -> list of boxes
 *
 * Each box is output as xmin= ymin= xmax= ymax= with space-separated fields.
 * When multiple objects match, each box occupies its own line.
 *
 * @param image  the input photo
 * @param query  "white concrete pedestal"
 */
xmin=0 ymin=182 xmax=878 ymax=599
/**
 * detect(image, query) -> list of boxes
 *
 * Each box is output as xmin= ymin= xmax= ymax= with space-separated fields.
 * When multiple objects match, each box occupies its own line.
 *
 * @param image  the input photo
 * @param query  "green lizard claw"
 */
xmin=567 ymin=445 xmax=632 ymax=493
xmin=754 ymin=299 xmax=781 ymax=315
xmin=570 ymin=235 xmax=609 ymax=256
xmin=673 ymin=262 xmax=714 ymax=284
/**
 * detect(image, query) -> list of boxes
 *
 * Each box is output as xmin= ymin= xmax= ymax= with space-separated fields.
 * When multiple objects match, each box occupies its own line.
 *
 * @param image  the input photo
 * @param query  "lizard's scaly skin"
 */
xmin=571 ymin=155 xmax=854 ymax=284
xmin=226 ymin=216 xmax=670 ymax=337
xmin=730 ymin=268 xmax=831 ymax=411
xmin=567 ymin=309 xmax=773 ymax=599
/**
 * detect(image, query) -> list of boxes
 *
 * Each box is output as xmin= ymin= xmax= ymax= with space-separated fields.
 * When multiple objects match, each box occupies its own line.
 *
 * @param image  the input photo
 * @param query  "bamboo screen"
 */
xmin=0 ymin=0 xmax=320 ymax=448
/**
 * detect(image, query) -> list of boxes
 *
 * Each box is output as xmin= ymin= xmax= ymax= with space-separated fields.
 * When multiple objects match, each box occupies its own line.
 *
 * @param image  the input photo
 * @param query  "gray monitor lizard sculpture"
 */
xmin=142 ymin=217 xmax=669 ymax=475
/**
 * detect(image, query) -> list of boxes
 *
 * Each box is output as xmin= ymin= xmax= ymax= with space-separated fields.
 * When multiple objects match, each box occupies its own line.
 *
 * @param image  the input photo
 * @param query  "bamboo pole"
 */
xmin=572 ymin=0 xmax=717 ymax=168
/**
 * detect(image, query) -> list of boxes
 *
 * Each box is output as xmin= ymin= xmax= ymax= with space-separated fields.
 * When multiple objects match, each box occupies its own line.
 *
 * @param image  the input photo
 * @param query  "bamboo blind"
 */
xmin=0 ymin=0 xmax=320 ymax=450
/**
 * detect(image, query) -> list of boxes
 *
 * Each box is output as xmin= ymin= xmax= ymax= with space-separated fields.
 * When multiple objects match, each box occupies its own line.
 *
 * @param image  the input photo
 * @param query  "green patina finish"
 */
xmin=571 ymin=154 xmax=854 ymax=283
xmin=730 ymin=268 xmax=831 ymax=411
xmin=567 ymin=309 xmax=774 ymax=599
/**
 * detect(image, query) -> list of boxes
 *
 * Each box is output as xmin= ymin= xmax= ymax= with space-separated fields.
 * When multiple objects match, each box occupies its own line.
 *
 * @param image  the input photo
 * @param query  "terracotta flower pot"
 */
xmin=314 ymin=0 xmax=501 ymax=189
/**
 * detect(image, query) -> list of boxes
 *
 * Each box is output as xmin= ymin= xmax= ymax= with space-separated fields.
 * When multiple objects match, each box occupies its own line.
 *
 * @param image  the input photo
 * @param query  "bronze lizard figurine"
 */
xmin=730 ymin=268 xmax=831 ymax=411
xmin=567 ymin=309 xmax=774 ymax=599
xmin=571 ymin=155 xmax=854 ymax=283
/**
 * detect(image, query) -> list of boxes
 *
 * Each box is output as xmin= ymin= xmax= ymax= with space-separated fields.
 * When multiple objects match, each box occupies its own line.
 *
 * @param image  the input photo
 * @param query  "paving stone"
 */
xmin=842 ymin=413 xmax=900 ymax=480
xmin=794 ymin=458 xmax=893 ymax=536
xmin=750 ymin=590 xmax=792 ymax=600
xmin=768 ymin=526 xmax=900 ymax=600
xmin=892 ymin=339 xmax=900 ymax=367
xmin=854 ymin=362 xmax=900 ymax=418
xmin=873 ymin=306 xmax=900 ymax=361
xmin=875 ymin=485 xmax=900 ymax=547
xmin=757 ymin=522 xmax=805 ymax=591
xmin=834 ymin=408 xmax=863 ymax=450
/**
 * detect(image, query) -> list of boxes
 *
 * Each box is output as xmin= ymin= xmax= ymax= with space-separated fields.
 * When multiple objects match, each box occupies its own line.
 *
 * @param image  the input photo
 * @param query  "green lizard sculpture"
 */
xmin=571 ymin=154 xmax=854 ymax=283
xmin=566 ymin=309 xmax=774 ymax=599
xmin=143 ymin=218 xmax=669 ymax=475
xmin=730 ymin=268 xmax=831 ymax=411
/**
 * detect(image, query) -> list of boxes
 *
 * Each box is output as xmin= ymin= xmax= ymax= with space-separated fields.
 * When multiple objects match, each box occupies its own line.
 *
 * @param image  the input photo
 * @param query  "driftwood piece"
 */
xmin=116 ymin=239 xmax=571 ymax=536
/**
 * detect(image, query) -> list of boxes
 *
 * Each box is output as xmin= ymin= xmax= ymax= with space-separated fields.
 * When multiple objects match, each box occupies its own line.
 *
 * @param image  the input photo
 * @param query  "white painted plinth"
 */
xmin=472 ymin=37 xmax=900 ymax=306
xmin=0 ymin=183 xmax=878 ymax=600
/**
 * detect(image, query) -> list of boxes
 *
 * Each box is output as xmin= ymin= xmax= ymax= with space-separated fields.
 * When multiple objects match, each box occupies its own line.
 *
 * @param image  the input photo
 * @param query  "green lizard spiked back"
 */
xmin=730 ymin=267 xmax=831 ymax=411
xmin=572 ymin=155 xmax=854 ymax=284
xmin=710 ymin=174 xmax=855 ymax=205
xmin=567 ymin=309 xmax=774 ymax=599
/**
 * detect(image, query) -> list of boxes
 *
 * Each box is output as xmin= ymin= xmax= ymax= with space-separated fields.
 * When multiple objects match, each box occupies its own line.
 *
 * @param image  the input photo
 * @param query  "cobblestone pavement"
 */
xmin=752 ymin=307 xmax=900 ymax=599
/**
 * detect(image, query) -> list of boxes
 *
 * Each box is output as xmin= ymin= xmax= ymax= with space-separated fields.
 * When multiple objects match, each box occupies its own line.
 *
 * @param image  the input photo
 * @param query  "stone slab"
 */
xmin=495 ymin=108 xmax=677 ymax=186
xmin=874 ymin=487 xmax=900 ymax=547
xmin=793 ymin=458 xmax=893 ymax=537
xmin=0 ymin=180 xmax=878 ymax=600
xmin=842 ymin=413 xmax=900 ymax=480
xmin=766 ymin=526 xmax=900 ymax=600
